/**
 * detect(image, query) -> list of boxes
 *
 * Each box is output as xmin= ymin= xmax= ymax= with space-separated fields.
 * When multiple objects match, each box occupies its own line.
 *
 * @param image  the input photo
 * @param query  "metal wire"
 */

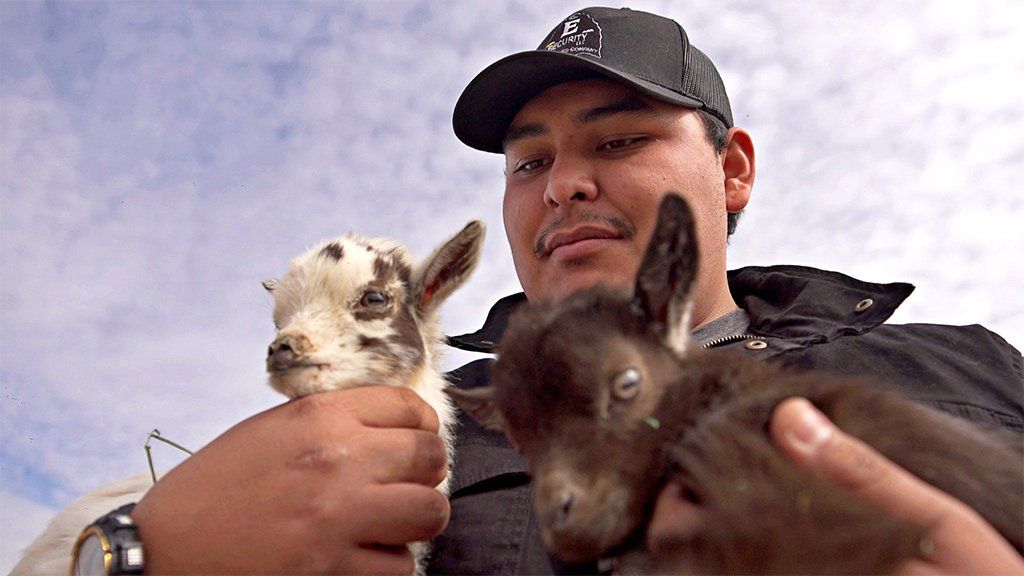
xmin=144 ymin=429 xmax=194 ymax=484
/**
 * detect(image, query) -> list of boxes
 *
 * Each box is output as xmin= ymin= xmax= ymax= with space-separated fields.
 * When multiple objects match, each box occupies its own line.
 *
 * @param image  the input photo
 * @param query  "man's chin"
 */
xmin=535 ymin=268 xmax=633 ymax=303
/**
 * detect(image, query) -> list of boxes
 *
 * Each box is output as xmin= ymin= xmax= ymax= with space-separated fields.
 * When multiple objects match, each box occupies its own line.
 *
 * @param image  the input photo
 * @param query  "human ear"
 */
xmin=722 ymin=127 xmax=755 ymax=213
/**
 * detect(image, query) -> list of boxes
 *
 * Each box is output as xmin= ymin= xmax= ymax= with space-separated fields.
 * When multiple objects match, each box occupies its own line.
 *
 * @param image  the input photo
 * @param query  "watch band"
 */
xmin=71 ymin=503 xmax=144 ymax=576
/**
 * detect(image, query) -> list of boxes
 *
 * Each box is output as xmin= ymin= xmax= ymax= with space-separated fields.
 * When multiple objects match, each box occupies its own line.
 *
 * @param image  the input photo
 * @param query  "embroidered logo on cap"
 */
xmin=541 ymin=11 xmax=602 ymax=58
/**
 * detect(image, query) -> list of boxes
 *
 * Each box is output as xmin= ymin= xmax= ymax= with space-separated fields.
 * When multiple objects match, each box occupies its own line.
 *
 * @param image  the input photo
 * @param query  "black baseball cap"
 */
xmin=453 ymin=6 xmax=734 ymax=154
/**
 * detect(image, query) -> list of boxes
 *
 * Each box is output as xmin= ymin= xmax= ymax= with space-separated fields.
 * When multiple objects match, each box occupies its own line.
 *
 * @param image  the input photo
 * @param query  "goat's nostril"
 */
xmin=267 ymin=348 xmax=297 ymax=371
xmin=268 ymin=336 xmax=298 ymax=357
xmin=267 ymin=336 xmax=304 ymax=372
xmin=266 ymin=334 xmax=315 ymax=373
xmin=555 ymin=490 xmax=575 ymax=526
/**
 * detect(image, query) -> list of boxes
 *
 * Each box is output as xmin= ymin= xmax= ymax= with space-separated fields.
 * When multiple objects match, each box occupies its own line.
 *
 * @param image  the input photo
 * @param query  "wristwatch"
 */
xmin=70 ymin=503 xmax=144 ymax=576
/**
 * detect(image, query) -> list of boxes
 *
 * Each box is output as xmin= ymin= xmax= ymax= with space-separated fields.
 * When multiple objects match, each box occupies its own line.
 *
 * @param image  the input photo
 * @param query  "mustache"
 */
xmin=535 ymin=213 xmax=636 ymax=257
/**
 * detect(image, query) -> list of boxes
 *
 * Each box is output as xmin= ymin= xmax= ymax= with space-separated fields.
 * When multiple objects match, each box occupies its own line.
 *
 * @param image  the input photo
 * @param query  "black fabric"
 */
xmin=427 ymin=265 xmax=1023 ymax=575
xmin=446 ymin=293 xmax=527 ymax=353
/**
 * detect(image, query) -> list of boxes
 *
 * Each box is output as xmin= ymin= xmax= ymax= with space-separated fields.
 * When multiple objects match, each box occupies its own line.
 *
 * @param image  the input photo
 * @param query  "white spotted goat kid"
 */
xmin=262 ymin=221 xmax=484 ymax=575
xmin=10 ymin=221 xmax=483 ymax=576
xmin=262 ymin=221 xmax=485 ymax=498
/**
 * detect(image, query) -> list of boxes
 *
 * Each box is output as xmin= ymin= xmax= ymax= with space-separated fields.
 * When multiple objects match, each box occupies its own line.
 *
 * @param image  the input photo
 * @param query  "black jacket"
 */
xmin=427 ymin=265 xmax=1023 ymax=575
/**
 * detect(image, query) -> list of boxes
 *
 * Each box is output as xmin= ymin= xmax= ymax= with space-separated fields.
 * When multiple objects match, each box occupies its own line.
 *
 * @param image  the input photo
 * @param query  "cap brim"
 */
xmin=453 ymin=50 xmax=704 ymax=154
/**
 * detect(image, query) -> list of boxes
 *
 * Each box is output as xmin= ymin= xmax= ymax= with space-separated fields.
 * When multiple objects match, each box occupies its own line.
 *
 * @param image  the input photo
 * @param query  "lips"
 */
xmin=542 ymin=225 xmax=624 ymax=258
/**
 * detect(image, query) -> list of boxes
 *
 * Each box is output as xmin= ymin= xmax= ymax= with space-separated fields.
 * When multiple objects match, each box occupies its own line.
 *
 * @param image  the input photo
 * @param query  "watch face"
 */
xmin=73 ymin=533 xmax=109 ymax=576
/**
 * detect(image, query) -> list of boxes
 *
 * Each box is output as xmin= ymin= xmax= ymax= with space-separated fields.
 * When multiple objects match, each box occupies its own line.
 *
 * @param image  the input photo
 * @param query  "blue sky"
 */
xmin=2 ymin=0 xmax=1022 ymax=569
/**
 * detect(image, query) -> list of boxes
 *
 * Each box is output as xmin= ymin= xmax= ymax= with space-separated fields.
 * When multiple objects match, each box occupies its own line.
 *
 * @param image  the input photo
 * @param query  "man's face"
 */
xmin=502 ymin=79 xmax=731 ymax=303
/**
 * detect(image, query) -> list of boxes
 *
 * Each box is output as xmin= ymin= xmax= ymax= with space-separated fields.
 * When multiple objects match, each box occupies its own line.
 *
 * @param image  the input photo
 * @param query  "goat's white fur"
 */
xmin=9 ymin=473 xmax=152 ymax=575
xmin=667 ymin=299 xmax=694 ymax=356
xmin=12 ymin=222 xmax=484 ymax=575
xmin=266 ymin=225 xmax=485 ymax=499
xmin=267 ymin=223 xmax=486 ymax=574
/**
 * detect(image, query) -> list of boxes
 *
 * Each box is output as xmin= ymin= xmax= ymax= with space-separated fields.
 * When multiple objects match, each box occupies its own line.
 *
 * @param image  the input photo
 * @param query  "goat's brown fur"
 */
xmin=449 ymin=195 xmax=1022 ymax=574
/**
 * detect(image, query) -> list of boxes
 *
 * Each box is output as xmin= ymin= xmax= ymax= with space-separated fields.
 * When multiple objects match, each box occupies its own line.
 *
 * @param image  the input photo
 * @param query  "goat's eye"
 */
xmin=360 ymin=290 xmax=391 ymax=308
xmin=611 ymin=367 xmax=643 ymax=400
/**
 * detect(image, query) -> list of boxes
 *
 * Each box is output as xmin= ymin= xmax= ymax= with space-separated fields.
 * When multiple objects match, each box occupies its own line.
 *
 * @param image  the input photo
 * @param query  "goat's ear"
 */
xmin=631 ymin=194 xmax=698 ymax=355
xmin=262 ymin=279 xmax=278 ymax=292
xmin=414 ymin=220 xmax=485 ymax=315
xmin=444 ymin=385 xmax=507 ymax=432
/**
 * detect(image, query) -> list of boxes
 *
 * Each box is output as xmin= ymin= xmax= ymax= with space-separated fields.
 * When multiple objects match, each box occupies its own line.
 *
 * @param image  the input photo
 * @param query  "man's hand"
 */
xmin=647 ymin=397 xmax=1023 ymax=575
xmin=769 ymin=397 xmax=1023 ymax=575
xmin=131 ymin=386 xmax=450 ymax=575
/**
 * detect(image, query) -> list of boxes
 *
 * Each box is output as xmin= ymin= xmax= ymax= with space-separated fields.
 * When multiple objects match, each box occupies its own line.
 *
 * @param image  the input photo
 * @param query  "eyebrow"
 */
xmin=502 ymin=96 xmax=658 ymax=150
xmin=572 ymin=96 xmax=654 ymax=124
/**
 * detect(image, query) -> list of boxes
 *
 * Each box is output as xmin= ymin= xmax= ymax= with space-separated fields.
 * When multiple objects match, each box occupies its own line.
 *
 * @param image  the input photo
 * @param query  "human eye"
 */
xmin=514 ymin=156 xmax=551 ymax=175
xmin=597 ymin=136 xmax=648 ymax=152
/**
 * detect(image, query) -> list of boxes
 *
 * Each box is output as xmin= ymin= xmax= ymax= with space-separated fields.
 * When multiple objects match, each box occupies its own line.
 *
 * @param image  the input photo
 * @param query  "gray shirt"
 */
xmin=692 ymin=308 xmax=751 ymax=347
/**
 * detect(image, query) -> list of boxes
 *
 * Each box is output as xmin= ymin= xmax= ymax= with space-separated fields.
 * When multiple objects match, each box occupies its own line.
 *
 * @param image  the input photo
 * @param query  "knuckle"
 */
xmin=413 ymin=430 xmax=447 ymax=471
xmin=393 ymin=387 xmax=428 ymax=422
xmin=416 ymin=489 xmax=451 ymax=535
xmin=393 ymin=385 xmax=438 ymax=430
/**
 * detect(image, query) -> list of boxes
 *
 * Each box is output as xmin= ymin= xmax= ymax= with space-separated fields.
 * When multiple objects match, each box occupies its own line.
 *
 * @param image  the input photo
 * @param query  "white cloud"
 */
xmin=1 ymin=0 xmax=1021 ymax=543
xmin=0 ymin=490 xmax=57 ymax=574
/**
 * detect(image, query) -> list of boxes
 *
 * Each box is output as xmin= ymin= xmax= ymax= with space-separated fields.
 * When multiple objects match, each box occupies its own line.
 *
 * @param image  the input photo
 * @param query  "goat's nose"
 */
xmin=552 ymin=489 xmax=577 ymax=528
xmin=266 ymin=334 xmax=309 ymax=372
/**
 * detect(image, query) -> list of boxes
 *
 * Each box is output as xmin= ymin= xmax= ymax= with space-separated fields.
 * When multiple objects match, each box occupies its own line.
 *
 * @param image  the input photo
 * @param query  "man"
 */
xmin=431 ymin=7 xmax=1022 ymax=573
xmin=39 ymin=6 xmax=1023 ymax=575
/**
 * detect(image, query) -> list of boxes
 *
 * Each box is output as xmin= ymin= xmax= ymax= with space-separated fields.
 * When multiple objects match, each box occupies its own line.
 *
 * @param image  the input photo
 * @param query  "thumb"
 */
xmin=769 ymin=397 xmax=1024 ymax=575
xmin=768 ymin=396 xmax=945 ymax=526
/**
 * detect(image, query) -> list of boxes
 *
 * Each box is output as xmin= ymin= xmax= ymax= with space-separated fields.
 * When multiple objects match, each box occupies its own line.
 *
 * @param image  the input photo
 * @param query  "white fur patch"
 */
xmin=667 ymin=299 xmax=694 ymax=357
xmin=266 ymin=231 xmax=463 ymax=576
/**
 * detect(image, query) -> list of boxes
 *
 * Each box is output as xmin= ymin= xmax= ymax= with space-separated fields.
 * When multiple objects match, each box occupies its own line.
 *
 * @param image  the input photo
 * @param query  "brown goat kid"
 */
xmin=448 ymin=195 xmax=1023 ymax=574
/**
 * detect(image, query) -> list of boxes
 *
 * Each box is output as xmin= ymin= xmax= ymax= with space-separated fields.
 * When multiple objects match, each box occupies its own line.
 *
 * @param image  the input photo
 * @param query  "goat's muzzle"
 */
xmin=533 ymin=466 xmax=639 ymax=562
xmin=266 ymin=333 xmax=313 ymax=372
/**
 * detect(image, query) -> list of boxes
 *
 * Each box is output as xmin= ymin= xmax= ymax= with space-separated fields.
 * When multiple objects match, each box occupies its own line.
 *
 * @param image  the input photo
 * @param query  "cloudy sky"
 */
xmin=2 ymin=0 xmax=1022 ymax=569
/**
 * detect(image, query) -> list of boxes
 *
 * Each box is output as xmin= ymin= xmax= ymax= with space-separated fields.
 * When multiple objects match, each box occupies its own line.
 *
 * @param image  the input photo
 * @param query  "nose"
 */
xmin=543 ymin=156 xmax=598 ymax=208
xmin=538 ymin=480 xmax=586 ymax=532
xmin=553 ymin=488 xmax=577 ymax=528
xmin=266 ymin=333 xmax=311 ymax=372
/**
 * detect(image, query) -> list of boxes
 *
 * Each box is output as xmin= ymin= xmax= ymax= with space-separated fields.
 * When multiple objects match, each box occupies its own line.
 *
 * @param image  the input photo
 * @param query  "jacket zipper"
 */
xmin=702 ymin=333 xmax=758 ymax=349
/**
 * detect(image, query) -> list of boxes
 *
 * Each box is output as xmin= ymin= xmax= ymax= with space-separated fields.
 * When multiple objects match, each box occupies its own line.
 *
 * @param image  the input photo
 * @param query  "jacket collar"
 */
xmin=728 ymin=265 xmax=914 ymax=345
xmin=448 ymin=265 xmax=914 ymax=353
xmin=447 ymin=292 xmax=527 ymax=353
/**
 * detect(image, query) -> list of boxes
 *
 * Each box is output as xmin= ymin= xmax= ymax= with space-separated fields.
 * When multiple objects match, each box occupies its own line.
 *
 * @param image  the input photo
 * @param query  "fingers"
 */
xmin=646 ymin=483 xmax=704 ymax=553
xmin=770 ymin=397 xmax=1024 ymax=575
xmin=287 ymin=386 xmax=441 ymax=433
xmin=769 ymin=397 xmax=947 ymax=527
xmin=344 ymin=545 xmax=415 ymax=576
xmin=351 ymin=387 xmax=440 ymax=433
xmin=348 ymin=484 xmax=452 ymax=546
xmin=362 ymin=428 xmax=448 ymax=487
